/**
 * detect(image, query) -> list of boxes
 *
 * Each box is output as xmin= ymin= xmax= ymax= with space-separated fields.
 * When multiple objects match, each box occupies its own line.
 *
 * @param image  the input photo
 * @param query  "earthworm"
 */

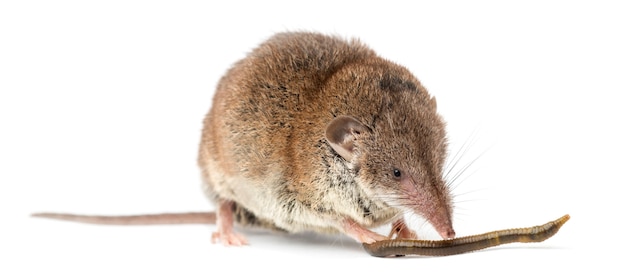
xmin=363 ymin=214 xmax=570 ymax=257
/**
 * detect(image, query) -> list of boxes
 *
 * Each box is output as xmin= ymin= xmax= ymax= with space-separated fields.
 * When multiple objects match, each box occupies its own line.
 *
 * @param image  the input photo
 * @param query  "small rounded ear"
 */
xmin=325 ymin=116 xmax=369 ymax=162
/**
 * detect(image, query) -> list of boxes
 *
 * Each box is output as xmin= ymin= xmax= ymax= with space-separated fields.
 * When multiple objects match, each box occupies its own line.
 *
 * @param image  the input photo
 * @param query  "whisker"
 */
xmin=452 ymin=198 xmax=487 ymax=204
xmin=444 ymin=127 xmax=480 ymax=181
xmin=447 ymin=168 xmax=478 ymax=192
xmin=446 ymin=142 xmax=493 ymax=192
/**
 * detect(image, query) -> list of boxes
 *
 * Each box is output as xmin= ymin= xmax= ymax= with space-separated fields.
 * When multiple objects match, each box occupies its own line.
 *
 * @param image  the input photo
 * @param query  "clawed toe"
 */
xmin=389 ymin=218 xmax=418 ymax=240
xmin=211 ymin=231 xmax=249 ymax=246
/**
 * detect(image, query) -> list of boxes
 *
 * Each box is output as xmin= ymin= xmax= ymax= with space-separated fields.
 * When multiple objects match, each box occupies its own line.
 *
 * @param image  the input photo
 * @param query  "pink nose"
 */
xmin=440 ymin=228 xmax=456 ymax=239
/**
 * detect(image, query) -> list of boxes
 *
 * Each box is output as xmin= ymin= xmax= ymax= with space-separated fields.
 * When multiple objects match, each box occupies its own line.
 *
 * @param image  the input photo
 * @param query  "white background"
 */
xmin=2 ymin=1 xmax=624 ymax=278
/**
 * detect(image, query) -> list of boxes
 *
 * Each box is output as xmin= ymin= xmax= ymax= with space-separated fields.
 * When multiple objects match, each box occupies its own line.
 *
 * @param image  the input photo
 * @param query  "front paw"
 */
xmin=388 ymin=219 xmax=418 ymax=240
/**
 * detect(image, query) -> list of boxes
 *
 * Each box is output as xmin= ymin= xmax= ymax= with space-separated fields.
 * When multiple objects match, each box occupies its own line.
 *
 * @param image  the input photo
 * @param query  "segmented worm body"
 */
xmin=363 ymin=214 xmax=569 ymax=257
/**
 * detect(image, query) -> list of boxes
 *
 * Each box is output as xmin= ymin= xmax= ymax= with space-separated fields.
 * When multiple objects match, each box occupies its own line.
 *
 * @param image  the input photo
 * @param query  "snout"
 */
xmin=437 ymin=226 xmax=456 ymax=239
xmin=398 ymin=175 xmax=455 ymax=239
xmin=428 ymin=207 xmax=455 ymax=239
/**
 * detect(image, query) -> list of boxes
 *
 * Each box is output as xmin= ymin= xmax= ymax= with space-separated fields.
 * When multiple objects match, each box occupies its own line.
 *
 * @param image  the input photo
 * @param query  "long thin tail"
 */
xmin=31 ymin=212 xmax=216 ymax=225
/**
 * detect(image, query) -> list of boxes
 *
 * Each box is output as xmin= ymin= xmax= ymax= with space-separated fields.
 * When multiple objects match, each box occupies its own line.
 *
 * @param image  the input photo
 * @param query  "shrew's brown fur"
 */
xmin=198 ymin=32 xmax=454 ymax=241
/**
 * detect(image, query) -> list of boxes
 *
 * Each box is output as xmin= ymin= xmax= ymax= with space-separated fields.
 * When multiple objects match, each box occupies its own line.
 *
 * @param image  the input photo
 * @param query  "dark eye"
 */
xmin=393 ymin=169 xmax=402 ymax=178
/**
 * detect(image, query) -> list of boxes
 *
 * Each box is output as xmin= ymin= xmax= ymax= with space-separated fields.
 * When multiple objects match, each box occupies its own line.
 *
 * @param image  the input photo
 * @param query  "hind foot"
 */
xmin=212 ymin=200 xmax=248 ymax=246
